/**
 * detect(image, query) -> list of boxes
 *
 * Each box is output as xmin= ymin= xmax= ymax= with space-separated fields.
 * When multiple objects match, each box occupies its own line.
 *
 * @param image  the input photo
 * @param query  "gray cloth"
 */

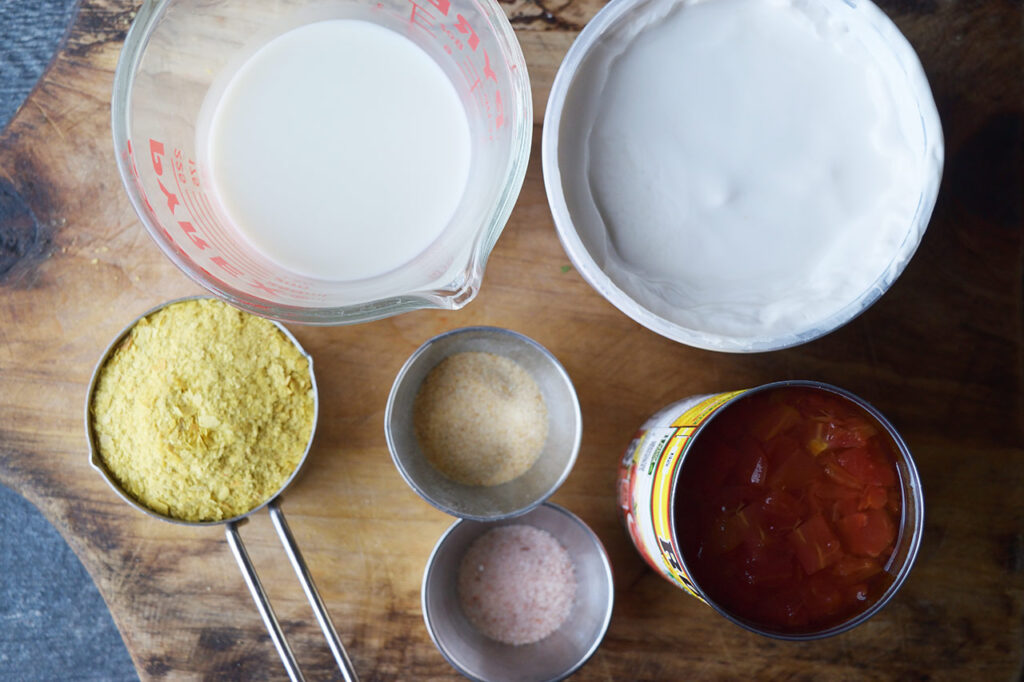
xmin=0 ymin=484 xmax=137 ymax=681
xmin=0 ymin=0 xmax=80 ymax=127
xmin=1 ymin=1 xmax=137 ymax=680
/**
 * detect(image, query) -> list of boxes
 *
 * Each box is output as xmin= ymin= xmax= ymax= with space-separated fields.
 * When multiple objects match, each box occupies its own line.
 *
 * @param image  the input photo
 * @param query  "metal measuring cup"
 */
xmin=84 ymin=297 xmax=357 ymax=682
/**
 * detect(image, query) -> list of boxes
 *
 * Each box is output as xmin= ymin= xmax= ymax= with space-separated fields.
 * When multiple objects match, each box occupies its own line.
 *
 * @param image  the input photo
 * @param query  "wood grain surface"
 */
xmin=1 ymin=0 xmax=1022 ymax=679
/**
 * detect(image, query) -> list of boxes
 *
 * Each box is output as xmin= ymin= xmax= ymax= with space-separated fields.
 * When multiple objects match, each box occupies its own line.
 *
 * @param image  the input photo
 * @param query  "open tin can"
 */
xmin=617 ymin=380 xmax=924 ymax=639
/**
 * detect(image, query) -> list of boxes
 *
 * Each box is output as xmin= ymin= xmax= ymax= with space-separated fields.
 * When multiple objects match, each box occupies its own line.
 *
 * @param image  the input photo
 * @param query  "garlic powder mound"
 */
xmin=413 ymin=352 xmax=548 ymax=487
xmin=90 ymin=299 xmax=315 ymax=522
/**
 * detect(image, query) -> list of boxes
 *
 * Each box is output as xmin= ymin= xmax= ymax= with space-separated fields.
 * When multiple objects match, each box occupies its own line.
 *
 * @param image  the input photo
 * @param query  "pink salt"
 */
xmin=457 ymin=524 xmax=576 ymax=646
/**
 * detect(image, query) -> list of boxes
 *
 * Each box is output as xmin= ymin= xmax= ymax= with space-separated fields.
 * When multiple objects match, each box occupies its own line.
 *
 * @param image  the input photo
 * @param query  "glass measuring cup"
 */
xmin=112 ymin=0 xmax=531 ymax=325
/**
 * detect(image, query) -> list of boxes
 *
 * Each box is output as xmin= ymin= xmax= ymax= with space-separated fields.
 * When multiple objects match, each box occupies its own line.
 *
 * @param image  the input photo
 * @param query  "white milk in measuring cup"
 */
xmin=112 ymin=0 xmax=530 ymax=323
xmin=197 ymin=19 xmax=471 ymax=282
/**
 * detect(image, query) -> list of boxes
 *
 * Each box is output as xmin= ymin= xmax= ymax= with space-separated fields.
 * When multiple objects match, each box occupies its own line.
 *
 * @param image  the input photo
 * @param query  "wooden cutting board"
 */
xmin=1 ymin=0 xmax=1021 ymax=679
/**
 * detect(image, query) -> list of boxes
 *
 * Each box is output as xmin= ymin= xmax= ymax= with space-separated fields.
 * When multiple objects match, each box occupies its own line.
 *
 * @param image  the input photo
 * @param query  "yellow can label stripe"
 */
xmin=648 ymin=391 xmax=746 ymax=597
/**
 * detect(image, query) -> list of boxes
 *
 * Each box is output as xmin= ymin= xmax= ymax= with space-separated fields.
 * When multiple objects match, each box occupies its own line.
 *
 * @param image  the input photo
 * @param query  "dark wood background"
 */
xmin=0 ymin=0 xmax=1021 ymax=679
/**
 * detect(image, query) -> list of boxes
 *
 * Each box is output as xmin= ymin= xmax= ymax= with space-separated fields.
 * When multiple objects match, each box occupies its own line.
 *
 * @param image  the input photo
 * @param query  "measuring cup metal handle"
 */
xmin=269 ymin=501 xmax=360 ymax=682
xmin=225 ymin=521 xmax=306 ymax=682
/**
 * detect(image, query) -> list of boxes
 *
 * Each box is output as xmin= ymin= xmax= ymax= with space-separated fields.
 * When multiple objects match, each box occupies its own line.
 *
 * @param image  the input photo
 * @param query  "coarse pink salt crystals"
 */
xmin=457 ymin=524 xmax=576 ymax=646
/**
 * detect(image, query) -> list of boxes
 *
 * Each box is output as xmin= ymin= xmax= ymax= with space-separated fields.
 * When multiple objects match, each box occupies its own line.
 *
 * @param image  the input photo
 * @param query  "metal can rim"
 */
xmin=665 ymin=379 xmax=925 ymax=640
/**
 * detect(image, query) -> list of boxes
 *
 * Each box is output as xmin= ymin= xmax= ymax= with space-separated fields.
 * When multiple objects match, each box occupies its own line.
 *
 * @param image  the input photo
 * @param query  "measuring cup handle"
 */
xmin=225 ymin=521 xmax=306 ymax=682
xmin=269 ymin=500 xmax=360 ymax=682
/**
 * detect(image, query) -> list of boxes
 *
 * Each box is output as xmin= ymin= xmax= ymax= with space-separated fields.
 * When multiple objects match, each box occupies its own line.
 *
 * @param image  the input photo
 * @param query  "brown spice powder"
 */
xmin=412 ymin=352 xmax=548 ymax=487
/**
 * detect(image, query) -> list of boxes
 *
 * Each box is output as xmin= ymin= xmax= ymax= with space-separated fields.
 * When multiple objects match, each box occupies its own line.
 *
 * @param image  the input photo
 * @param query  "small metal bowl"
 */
xmin=422 ymin=503 xmax=614 ymax=682
xmin=385 ymin=327 xmax=582 ymax=521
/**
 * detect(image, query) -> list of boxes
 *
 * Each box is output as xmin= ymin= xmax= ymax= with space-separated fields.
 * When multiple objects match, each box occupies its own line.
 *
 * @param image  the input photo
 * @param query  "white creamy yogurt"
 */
xmin=548 ymin=0 xmax=943 ymax=349
xmin=201 ymin=20 xmax=471 ymax=282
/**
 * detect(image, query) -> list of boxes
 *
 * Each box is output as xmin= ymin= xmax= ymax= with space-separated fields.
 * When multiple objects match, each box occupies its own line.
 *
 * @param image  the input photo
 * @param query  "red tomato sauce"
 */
xmin=675 ymin=386 xmax=903 ymax=634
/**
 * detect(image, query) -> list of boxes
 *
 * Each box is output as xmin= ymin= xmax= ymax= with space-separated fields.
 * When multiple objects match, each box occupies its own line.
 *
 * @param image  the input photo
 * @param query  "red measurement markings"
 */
xmin=173 ymin=180 xmax=260 ymax=284
xmin=166 ymin=147 xmax=279 ymax=285
xmin=189 ymin=164 xmax=321 ymax=301
xmin=150 ymin=140 xmax=181 ymax=215
xmin=151 ymin=140 xmax=209 ymax=256
xmin=187 ymin=190 xmax=235 ymax=251
xmin=482 ymin=50 xmax=504 ymax=131
xmin=494 ymin=89 xmax=504 ymax=130
xmin=187 ymin=158 xmax=201 ymax=188
xmin=418 ymin=0 xmax=477 ymax=52
xmin=482 ymin=49 xmax=498 ymax=84
xmin=168 ymin=161 xmax=222 ymax=255
xmin=194 ymin=175 xmax=304 ymax=288
xmin=439 ymin=24 xmax=463 ymax=51
xmin=249 ymin=279 xmax=279 ymax=297
xmin=408 ymin=0 xmax=437 ymax=29
xmin=203 ymin=257 xmax=242 ymax=278
xmin=149 ymin=138 xmax=277 ymax=294
xmin=184 ymin=190 xmax=257 ymax=276
xmin=125 ymin=140 xmax=157 ymax=215
xmin=168 ymin=151 xmax=216 ymax=256
xmin=459 ymin=55 xmax=483 ymax=92
xmin=258 ymin=277 xmax=318 ymax=300
xmin=467 ymin=0 xmax=507 ymax=131
xmin=193 ymin=182 xmax=316 ymax=300
xmin=472 ymin=77 xmax=504 ymax=136
xmin=190 ymin=185 xmax=279 ymax=283
xmin=404 ymin=0 xmax=505 ymax=132
xmin=453 ymin=14 xmax=479 ymax=50
xmin=476 ymin=85 xmax=494 ymax=132
xmin=408 ymin=20 xmax=437 ymax=43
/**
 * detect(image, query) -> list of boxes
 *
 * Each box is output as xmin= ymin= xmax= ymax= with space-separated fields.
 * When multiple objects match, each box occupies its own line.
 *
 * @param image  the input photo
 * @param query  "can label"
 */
xmin=616 ymin=390 xmax=746 ymax=598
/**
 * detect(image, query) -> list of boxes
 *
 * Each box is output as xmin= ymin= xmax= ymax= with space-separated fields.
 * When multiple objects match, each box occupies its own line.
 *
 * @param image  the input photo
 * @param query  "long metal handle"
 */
xmin=270 ymin=501 xmax=359 ymax=682
xmin=225 ymin=520 xmax=305 ymax=682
